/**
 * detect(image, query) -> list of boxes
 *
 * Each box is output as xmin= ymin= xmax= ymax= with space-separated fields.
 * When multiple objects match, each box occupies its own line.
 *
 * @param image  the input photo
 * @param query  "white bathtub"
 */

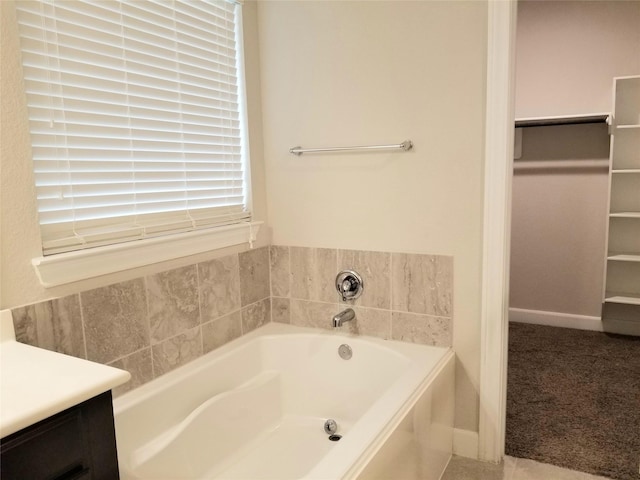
xmin=113 ymin=323 xmax=455 ymax=480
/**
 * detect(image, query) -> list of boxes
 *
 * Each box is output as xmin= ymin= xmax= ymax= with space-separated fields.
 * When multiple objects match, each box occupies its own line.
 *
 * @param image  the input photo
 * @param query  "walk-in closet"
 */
xmin=506 ymin=2 xmax=640 ymax=479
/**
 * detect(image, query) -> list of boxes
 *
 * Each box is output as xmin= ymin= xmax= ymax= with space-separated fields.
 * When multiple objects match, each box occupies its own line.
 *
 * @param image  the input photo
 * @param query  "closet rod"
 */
xmin=515 ymin=114 xmax=610 ymax=128
xmin=289 ymin=140 xmax=413 ymax=156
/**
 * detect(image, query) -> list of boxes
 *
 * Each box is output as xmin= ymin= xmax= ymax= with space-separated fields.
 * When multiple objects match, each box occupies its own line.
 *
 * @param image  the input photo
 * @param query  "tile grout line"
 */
xmin=389 ymin=252 xmax=394 ymax=340
xmin=268 ymin=246 xmax=274 ymax=323
xmin=266 ymin=246 xmax=272 ymax=321
xmin=107 ymin=344 xmax=151 ymax=367
xmin=236 ymin=252 xmax=245 ymax=336
xmin=195 ymin=261 xmax=204 ymax=356
xmin=142 ymin=275 xmax=156 ymax=380
xmin=77 ymin=293 xmax=89 ymax=360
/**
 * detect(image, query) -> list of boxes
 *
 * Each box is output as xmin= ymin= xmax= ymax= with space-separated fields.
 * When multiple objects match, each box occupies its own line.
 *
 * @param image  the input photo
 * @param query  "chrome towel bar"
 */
xmin=289 ymin=140 xmax=413 ymax=156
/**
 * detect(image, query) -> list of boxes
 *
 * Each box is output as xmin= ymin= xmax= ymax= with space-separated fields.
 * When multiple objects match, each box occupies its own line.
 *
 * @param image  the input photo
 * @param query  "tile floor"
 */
xmin=441 ymin=455 xmax=613 ymax=480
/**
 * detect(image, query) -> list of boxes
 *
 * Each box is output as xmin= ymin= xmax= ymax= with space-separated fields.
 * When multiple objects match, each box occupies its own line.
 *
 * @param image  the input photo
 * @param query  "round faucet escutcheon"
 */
xmin=335 ymin=270 xmax=363 ymax=301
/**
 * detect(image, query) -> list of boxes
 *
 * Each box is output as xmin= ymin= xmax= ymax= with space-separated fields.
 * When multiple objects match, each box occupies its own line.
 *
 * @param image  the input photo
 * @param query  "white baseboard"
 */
xmin=509 ymin=308 xmax=602 ymax=331
xmin=453 ymin=428 xmax=479 ymax=459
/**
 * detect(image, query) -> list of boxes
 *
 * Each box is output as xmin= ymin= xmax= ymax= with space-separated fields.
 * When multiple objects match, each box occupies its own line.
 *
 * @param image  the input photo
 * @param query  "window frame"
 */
xmin=32 ymin=220 xmax=262 ymax=287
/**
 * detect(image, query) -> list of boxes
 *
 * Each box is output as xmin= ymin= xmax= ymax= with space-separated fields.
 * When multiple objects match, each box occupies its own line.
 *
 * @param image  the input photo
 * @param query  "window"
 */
xmin=16 ymin=0 xmax=258 ymax=286
xmin=17 ymin=0 xmax=251 ymax=251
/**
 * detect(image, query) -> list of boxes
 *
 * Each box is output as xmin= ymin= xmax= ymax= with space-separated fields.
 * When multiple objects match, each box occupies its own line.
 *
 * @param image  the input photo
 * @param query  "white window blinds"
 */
xmin=16 ymin=0 xmax=250 ymax=255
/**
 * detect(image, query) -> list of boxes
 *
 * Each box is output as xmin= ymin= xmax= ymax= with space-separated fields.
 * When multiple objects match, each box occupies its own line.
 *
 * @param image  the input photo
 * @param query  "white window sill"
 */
xmin=32 ymin=221 xmax=263 ymax=287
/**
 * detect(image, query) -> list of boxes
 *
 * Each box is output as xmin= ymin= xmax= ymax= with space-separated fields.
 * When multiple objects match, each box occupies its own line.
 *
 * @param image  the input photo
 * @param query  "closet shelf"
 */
xmin=515 ymin=113 xmax=610 ymax=128
xmin=609 ymin=212 xmax=640 ymax=218
xmin=604 ymin=294 xmax=640 ymax=306
xmin=607 ymin=253 xmax=640 ymax=263
xmin=614 ymin=124 xmax=640 ymax=130
xmin=603 ymin=76 xmax=640 ymax=315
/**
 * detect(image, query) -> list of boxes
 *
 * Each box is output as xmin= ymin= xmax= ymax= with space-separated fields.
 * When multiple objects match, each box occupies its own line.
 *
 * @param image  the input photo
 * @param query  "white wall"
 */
xmin=515 ymin=0 xmax=640 ymax=118
xmin=0 ymin=1 xmax=269 ymax=309
xmin=257 ymin=1 xmax=488 ymax=432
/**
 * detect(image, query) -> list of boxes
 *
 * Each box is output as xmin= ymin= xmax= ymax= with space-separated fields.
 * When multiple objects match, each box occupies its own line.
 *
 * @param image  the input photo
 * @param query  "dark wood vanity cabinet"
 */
xmin=0 ymin=391 xmax=120 ymax=480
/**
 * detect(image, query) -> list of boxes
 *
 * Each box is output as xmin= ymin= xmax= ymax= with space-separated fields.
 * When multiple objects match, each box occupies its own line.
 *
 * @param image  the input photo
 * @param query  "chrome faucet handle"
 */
xmin=335 ymin=270 xmax=363 ymax=302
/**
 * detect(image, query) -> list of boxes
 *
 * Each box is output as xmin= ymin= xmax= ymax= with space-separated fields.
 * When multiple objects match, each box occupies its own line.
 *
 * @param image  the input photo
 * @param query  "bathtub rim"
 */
xmin=113 ymin=322 xmax=449 ymax=414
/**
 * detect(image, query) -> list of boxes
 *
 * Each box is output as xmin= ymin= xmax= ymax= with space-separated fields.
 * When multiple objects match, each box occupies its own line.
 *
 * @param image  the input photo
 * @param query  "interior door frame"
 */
xmin=478 ymin=0 xmax=517 ymax=463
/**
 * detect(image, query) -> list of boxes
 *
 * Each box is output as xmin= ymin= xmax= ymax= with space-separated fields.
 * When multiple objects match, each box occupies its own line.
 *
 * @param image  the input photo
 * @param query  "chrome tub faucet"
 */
xmin=332 ymin=308 xmax=355 ymax=328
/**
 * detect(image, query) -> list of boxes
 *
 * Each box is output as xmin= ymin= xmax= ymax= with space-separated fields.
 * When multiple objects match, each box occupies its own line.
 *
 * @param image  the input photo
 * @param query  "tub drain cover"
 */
xmin=328 ymin=434 xmax=342 ymax=442
xmin=324 ymin=418 xmax=338 ymax=434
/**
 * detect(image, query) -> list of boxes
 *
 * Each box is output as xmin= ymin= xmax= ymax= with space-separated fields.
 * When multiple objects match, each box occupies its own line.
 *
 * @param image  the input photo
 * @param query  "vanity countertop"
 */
xmin=0 ymin=309 xmax=130 ymax=438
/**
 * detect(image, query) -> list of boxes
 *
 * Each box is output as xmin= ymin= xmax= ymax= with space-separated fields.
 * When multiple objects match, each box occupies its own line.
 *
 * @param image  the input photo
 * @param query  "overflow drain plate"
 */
xmin=328 ymin=434 xmax=342 ymax=442
xmin=338 ymin=344 xmax=352 ymax=360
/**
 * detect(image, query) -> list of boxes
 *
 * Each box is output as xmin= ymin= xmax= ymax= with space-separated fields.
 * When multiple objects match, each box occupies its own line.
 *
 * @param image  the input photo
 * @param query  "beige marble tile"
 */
xmin=290 ymin=299 xmax=338 ymax=331
xmin=270 ymin=245 xmax=290 ymax=297
xmin=392 ymin=253 xmax=453 ymax=317
xmin=338 ymin=249 xmax=391 ymax=309
xmin=11 ymin=305 xmax=38 ymax=345
xmin=239 ymin=247 xmax=270 ymax=306
xmin=81 ymin=279 xmax=149 ymax=364
xmin=44 ymin=295 xmax=85 ymax=358
xmin=198 ymin=254 xmax=241 ymax=322
xmin=504 ymin=456 xmax=518 ymax=478
xmin=147 ymin=265 xmax=200 ymax=344
xmin=12 ymin=295 xmax=85 ymax=358
xmin=441 ymin=455 xmax=511 ymax=480
xmin=271 ymin=297 xmax=291 ymax=324
xmin=349 ymin=306 xmax=391 ymax=340
xmin=241 ymin=298 xmax=271 ymax=333
xmin=443 ymin=456 xmax=610 ymax=480
xmin=511 ymin=458 xmax=613 ymax=480
xmin=391 ymin=311 xmax=452 ymax=347
xmin=202 ymin=311 xmax=242 ymax=353
xmin=109 ymin=348 xmax=153 ymax=397
xmin=151 ymin=326 xmax=202 ymax=376
xmin=290 ymin=247 xmax=337 ymax=303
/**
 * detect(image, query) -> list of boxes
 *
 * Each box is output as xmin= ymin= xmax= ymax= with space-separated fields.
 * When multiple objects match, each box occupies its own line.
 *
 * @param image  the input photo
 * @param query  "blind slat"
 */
xmin=27 ymin=116 xmax=241 ymax=132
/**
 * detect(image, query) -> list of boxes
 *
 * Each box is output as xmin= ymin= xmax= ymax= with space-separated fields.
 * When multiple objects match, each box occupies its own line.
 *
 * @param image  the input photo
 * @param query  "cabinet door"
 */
xmin=0 ymin=391 xmax=119 ymax=480
xmin=0 ymin=410 xmax=89 ymax=479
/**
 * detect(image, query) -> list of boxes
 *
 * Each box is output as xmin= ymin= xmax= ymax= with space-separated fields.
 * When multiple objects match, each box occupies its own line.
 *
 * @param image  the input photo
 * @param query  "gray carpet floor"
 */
xmin=506 ymin=322 xmax=640 ymax=480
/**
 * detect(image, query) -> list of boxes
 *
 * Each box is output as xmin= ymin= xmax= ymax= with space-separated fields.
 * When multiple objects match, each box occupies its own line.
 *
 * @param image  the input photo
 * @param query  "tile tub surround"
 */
xmin=269 ymin=245 xmax=453 ymax=347
xmin=10 ymin=244 xmax=453 ymax=397
xmin=11 ymin=295 xmax=86 ymax=359
xmin=11 ymin=247 xmax=271 ymax=397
